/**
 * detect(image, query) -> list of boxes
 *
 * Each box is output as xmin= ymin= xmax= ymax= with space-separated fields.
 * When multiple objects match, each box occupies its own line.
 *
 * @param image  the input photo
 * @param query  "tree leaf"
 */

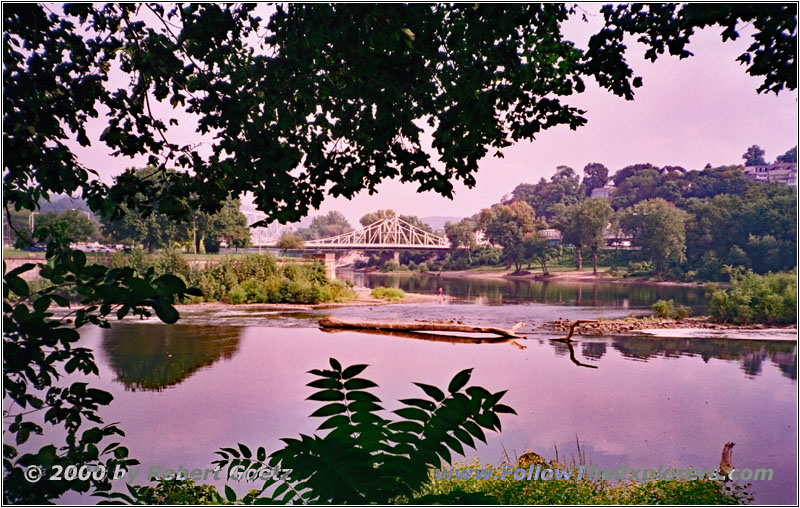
xmin=225 ymin=485 xmax=237 ymax=502
xmin=309 ymin=403 xmax=347 ymax=418
xmin=341 ymin=364 xmax=368 ymax=379
xmin=448 ymin=368 xmax=473 ymax=393
xmin=343 ymin=378 xmax=378 ymax=390
xmin=414 ymin=382 xmax=445 ymax=402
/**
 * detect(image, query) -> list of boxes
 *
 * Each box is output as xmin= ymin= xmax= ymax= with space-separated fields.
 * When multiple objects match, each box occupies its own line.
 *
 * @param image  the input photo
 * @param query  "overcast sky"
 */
xmin=71 ymin=5 xmax=798 ymax=226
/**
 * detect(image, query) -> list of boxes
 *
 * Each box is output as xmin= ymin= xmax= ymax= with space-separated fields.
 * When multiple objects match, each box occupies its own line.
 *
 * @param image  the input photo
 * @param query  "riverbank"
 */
xmin=360 ymin=267 xmax=705 ymax=287
xmin=175 ymin=287 xmax=443 ymax=312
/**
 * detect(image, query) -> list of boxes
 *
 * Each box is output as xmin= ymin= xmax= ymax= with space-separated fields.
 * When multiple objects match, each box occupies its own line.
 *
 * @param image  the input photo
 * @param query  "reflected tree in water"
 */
xmin=101 ymin=325 xmax=242 ymax=391
xmin=611 ymin=337 xmax=796 ymax=380
xmin=351 ymin=273 xmax=708 ymax=309
xmin=582 ymin=341 xmax=607 ymax=360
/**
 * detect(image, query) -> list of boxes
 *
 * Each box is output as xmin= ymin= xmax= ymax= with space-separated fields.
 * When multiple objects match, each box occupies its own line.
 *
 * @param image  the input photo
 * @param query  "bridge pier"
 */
xmin=393 ymin=251 xmax=400 ymax=264
xmin=304 ymin=253 xmax=337 ymax=280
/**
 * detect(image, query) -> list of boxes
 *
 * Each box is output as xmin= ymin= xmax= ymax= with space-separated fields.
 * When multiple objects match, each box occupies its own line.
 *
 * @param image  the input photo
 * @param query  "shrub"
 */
xmin=626 ymin=261 xmax=654 ymax=277
xmin=417 ymin=262 xmax=429 ymax=272
xmin=211 ymin=360 xmax=513 ymax=504
xmin=652 ymin=299 xmax=675 ymax=318
xmin=156 ymin=248 xmax=191 ymax=279
xmin=407 ymin=260 xmax=417 ymax=271
xmin=383 ymin=260 xmax=401 ymax=272
xmin=707 ymin=268 xmax=797 ymax=325
xmin=371 ymin=286 xmax=405 ymax=301
xmin=227 ymin=286 xmax=247 ymax=304
xmin=109 ymin=248 xmax=154 ymax=275
xmin=187 ymin=254 xmax=354 ymax=304
xmin=674 ymin=305 xmax=691 ymax=320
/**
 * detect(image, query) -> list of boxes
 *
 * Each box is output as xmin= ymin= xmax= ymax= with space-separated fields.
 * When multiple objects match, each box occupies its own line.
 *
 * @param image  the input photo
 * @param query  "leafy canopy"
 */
xmin=4 ymin=4 xmax=795 ymax=226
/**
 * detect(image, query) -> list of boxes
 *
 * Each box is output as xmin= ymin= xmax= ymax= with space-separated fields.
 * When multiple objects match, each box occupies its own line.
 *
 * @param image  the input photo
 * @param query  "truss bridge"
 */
xmin=300 ymin=216 xmax=450 ymax=251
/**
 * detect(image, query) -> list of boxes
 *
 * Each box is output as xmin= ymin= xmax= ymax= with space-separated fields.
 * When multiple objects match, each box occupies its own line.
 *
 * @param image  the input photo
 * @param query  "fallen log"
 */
xmin=319 ymin=317 xmax=526 ymax=338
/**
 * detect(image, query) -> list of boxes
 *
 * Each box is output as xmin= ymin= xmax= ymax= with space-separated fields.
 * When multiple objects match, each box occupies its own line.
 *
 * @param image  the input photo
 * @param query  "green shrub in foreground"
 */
xmin=371 ymin=286 xmax=406 ymax=301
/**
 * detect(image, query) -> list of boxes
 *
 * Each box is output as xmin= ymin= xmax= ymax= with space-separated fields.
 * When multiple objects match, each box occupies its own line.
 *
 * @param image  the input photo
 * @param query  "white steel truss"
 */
xmin=304 ymin=216 xmax=449 ymax=250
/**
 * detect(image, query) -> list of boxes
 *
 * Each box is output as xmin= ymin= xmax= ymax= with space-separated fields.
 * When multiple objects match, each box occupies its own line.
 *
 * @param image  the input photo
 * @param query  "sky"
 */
xmin=69 ymin=4 xmax=798 ymax=227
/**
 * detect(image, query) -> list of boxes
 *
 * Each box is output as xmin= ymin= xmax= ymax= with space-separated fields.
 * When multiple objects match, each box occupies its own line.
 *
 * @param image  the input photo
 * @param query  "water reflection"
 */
xmin=342 ymin=271 xmax=708 ymax=310
xmin=568 ymin=336 xmax=798 ymax=380
xmin=100 ymin=324 xmax=243 ymax=391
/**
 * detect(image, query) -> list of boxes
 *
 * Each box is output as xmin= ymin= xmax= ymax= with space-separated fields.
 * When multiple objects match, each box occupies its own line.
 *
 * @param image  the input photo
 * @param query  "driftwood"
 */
xmin=320 ymin=326 xmax=515 ymax=345
xmin=319 ymin=317 xmax=526 ymax=339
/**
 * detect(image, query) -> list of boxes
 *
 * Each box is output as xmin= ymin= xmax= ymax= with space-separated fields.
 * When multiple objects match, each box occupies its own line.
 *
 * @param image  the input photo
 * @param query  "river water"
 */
xmin=49 ymin=274 xmax=796 ymax=504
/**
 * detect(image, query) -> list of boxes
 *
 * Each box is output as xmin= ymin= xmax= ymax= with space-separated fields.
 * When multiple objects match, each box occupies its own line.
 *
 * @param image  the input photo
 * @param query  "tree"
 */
xmin=620 ymin=198 xmax=689 ymax=278
xmin=776 ymin=146 xmax=797 ymax=163
xmin=211 ymin=199 xmax=251 ymax=249
xmin=504 ymin=166 xmax=583 ymax=221
xmin=275 ymin=233 xmax=305 ymax=253
xmin=522 ymin=233 xmax=554 ymax=275
xmin=444 ymin=219 xmax=477 ymax=262
xmin=36 ymin=209 xmax=96 ymax=242
xmin=399 ymin=215 xmax=433 ymax=233
xmin=578 ymin=199 xmax=614 ymax=275
xmin=298 ymin=211 xmax=353 ymax=240
xmin=360 ymin=210 xmax=396 ymax=227
xmin=551 ymin=199 xmax=613 ymax=273
xmin=582 ymin=162 xmax=609 ymax=196
xmin=742 ymin=145 xmax=767 ymax=166
xmin=478 ymin=202 xmax=539 ymax=273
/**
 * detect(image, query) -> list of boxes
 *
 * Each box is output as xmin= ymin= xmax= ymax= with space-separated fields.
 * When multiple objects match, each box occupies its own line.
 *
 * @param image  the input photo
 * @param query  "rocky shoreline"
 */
xmin=540 ymin=316 xmax=797 ymax=336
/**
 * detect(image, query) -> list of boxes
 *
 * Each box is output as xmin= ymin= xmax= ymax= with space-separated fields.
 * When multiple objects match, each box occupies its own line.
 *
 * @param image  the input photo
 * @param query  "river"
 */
xmin=47 ymin=274 xmax=796 ymax=504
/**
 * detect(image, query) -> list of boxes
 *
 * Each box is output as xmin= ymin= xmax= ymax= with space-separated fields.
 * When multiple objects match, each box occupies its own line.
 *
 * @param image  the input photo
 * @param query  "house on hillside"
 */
xmin=590 ymin=181 xmax=614 ymax=199
xmin=744 ymin=162 xmax=797 ymax=186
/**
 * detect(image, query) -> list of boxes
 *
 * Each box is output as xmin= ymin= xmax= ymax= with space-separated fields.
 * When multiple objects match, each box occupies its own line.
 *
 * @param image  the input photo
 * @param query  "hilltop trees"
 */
xmin=505 ymin=166 xmax=583 ymax=220
xmin=776 ymin=146 xmax=797 ymax=163
xmin=742 ymin=145 xmax=767 ymax=166
xmin=582 ymin=163 xmax=610 ymax=196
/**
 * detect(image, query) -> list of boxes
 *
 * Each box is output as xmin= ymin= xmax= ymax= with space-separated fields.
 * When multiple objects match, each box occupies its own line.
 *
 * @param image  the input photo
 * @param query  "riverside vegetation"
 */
xmin=25 ymin=251 xmax=356 ymax=305
xmin=109 ymin=251 xmax=356 ymax=305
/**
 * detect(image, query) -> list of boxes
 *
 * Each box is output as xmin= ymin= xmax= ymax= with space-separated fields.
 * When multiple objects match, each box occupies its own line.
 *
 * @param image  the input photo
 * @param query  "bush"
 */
xmin=626 ymin=261 xmax=654 ymax=277
xmin=371 ymin=286 xmax=405 ymax=301
xmin=417 ymin=262 xmax=429 ymax=272
xmin=707 ymin=268 xmax=797 ymax=325
xmin=674 ymin=305 xmax=691 ymax=320
xmin=186 ymin=254 xmax=354 ymax=304
xmin=407 ymin=260 xmax=417 ymax=271
xmin=383 ymin=260 xmax=401 ymax=272
xmin=109 ymin=248 xmax=154 ymax=275
xmin=652 ymin=299 xmax=675 ymax=318
xmin=227 ymin=286 xmax=247 ymax=304
xmin=156 ymin=248 xmax=191 ymax=280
